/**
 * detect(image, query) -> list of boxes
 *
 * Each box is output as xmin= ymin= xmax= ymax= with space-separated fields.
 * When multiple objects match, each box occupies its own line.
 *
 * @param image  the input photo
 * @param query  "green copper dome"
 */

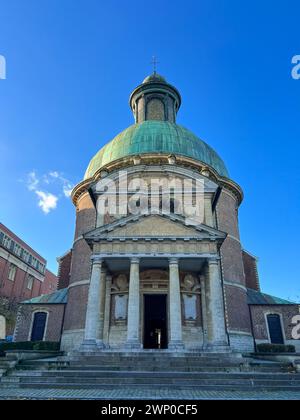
xmin=142 ymin=73 xmax=167 ymax=84
xmin=84 ymin=121 xmax=229 ymax=180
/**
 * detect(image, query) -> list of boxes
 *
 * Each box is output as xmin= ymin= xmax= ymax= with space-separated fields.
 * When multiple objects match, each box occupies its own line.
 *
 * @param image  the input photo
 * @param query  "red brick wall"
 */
xmin=0 ymin=256 xmax=44 ymax=302
xmin=225 ymin=284 xmax=252 ymax=333
xmin=250 ymin=305 xmax=300 ymax=341
xmin=42 ymin=270 xmax=58 ymax=295
xmin=0 ymin=223 xmax=46 ymax=264
xmin=63 ymin=285 xmax=89 ymax=331
xmin=63 ymin=192 xmax=95 ymax=332
xmin=216 ymin=189 xmax=252 ymax=334
xmin=242 ymin=251 xmax=260 ymax=291
xmin=57 ymin=251 xmax=72 ymax=290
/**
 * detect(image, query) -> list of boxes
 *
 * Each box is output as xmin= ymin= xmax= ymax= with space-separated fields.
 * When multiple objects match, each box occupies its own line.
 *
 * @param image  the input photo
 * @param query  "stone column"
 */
xmin=169 ymin=258 xmax=184 ymax=350
xmin=126 ymin=258 xmax=141 ymax=349
xmin=200 ymin=274 xmax=208 ymax=347
xmin=96 ymin=268 xmax=107 ymax=348
xmin=205 ymin=258 xmax=228 ymax=351
xmin=81 ymin=257 xmax=105 ymax=351
xmin=103 ymin=274 xmax=112 ymax=346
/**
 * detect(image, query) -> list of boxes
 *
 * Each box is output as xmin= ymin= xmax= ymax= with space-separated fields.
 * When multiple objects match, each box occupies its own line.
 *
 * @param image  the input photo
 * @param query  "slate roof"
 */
xmin=21 ymin=288 xmax=68 ymax=305
xmin=247 ymin=288 xmax=297 ymax=305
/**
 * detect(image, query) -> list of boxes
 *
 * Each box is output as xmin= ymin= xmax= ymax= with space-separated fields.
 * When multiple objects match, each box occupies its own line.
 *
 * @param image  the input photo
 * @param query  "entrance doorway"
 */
xmin=267 ymin=314 xmax=284 ymax=344
xmin=143 ymin=294 xmax=168 ymax=349
xmin=31 ymin=312 xmax=47 ymax=342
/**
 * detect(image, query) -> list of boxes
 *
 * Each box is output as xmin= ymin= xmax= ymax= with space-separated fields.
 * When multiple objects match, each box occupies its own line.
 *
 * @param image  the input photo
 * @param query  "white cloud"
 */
xmin=27 ymin=171 xmax=39 ymax=191
xmin=48 ymin=171 xmax=74 ymax=197
xmin=24 ymin=170 xmax=74 ymax=214
xmin=49 ymin=171 xmax=60 ymax=179
xmin=35 ymin=191 xmax=58 ymax=214
xmin=63 ymin=184 xmax=73 ymax=198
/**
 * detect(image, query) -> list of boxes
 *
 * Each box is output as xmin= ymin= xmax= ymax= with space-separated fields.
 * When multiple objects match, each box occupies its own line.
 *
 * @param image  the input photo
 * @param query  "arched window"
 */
xmin=267 ymin=314 xmax=284 ymax=344
xmin=30 ymin=312 xmax=47 ymax=342
xmin=146 ymin=98 xmax=165 ymax=120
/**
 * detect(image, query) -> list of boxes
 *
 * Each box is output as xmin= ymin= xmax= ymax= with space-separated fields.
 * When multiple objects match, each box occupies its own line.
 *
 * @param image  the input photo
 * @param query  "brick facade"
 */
xmin=0 ymin=223 xmax=58 ymax=338
xmin=15 ymin=304 xmax=65 ymax=343
xmin=243 ymin=251 xmax=260 ymax=291
xmin=61 ymin=193 xmax=95 ymax=340
xmin=57 ymin=250 xmax=72 ymax=290
xmin=216 ymin=189 xmax=253 ymax=344
xmin=250 ymin=304 xmax=300 ymax=341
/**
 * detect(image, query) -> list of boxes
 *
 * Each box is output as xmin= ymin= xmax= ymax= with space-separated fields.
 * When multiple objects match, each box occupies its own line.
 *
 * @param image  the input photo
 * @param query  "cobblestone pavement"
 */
xmin=0 ymin=388 xmax=300 ymax=400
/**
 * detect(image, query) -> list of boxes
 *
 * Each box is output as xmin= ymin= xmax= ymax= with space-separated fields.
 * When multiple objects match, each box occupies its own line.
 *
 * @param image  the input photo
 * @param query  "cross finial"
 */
xmin=151 ymin=56 xmax=159 ymax=74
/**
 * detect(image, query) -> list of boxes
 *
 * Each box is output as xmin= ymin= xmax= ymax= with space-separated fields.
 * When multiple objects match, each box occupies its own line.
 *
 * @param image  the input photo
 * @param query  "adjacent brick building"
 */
xmin=0 ymin=223 xmax=58 ymax=338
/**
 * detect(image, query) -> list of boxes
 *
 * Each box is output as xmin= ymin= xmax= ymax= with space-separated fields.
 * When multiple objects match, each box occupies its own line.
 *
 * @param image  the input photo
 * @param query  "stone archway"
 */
xmin=0 ymin=315 xmax=6 ymax=340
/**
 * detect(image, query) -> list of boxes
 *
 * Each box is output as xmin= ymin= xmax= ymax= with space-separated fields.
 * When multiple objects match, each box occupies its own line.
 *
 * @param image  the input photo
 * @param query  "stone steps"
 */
xmin=1 ymin=353 xmax=299 ymax=392
xmin=9 ymin=377 xmax=300 ymax=387
xmin=11 ymin=370 xmax=299 ymax=380
xmin=5 ymin=382 xmax=300 ymax=392
xmin=17 ymin=363 xmax=289 ymax=373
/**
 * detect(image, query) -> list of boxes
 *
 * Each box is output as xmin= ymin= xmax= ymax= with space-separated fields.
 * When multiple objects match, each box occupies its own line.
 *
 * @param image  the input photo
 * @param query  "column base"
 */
xmin=79 ymin=339 xmax=98 ymax=352
xmin=168 ymin=340 xmax=185 ymax=351
xmin=96 ymin=339 xmax=109 ymax=350
xmin=124 ymin=340 xmax=142 ymax=351
xmin=203 ymin=343 xmax=231 ymax=353
xmin=80 ymin=339 xmax=108 ymax=352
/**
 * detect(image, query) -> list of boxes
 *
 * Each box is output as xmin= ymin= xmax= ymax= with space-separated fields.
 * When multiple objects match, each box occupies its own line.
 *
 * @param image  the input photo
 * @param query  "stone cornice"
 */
xmin=71 ymin=155 xmax=243 ymax=206
xmin=83 ymin=212 xmax=227 ymax=245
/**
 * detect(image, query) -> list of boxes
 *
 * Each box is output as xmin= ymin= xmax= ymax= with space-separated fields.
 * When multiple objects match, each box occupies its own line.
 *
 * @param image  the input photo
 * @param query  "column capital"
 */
xmin=91 ymin=256 xmax=103 ymax=265
xmin=208 ymin=257 xmax=220 ymax=265
xmin=199 ymin=274 xmax=205 ymax=282
xmin=106 ymin=274 xmax=113 ymax=282
xmin=130 ymin=257 xmax=140 ymax=264
xmin=169 ymin=257 xmax=179 ymax=265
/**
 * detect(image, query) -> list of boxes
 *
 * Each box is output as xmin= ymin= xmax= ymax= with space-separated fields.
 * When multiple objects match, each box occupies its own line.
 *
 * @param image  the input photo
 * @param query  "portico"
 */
xmin=80 ymin=252 xmax=229 ymax=352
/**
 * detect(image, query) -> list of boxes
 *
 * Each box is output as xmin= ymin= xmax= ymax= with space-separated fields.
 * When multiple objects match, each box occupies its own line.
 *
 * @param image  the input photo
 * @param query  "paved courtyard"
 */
xmin=0 ymin=388 xmax=300 ymax=400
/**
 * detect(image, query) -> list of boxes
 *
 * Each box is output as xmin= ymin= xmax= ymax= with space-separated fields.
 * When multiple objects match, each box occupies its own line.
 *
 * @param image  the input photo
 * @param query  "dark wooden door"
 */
xmin=144 ymin=295 xmax=168 ymax=349
xmin=31 ymin=312 xmax=47 ymax=342
xmin=267 ymin=314 xmax=284 ymax=344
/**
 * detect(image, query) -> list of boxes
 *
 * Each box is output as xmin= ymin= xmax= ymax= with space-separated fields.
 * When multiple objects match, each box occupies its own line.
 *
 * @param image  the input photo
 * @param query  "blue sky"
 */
xmin=0 ymin=0 xmax=299 ymax=300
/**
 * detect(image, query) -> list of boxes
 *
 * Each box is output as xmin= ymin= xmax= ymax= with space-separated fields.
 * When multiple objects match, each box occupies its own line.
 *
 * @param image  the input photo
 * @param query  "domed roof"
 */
xmin=142 ymin=73 xmax=167 ymax=84
xmin=84 ymin=121 xmax=229 ymax=180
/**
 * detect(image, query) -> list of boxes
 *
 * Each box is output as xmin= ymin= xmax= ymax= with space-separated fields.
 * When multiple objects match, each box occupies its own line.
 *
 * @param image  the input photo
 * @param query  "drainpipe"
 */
xmin=58 ymin=302 xmax=67 ymax=351
xmin=248 ymin=304 xmax=257 ymax=353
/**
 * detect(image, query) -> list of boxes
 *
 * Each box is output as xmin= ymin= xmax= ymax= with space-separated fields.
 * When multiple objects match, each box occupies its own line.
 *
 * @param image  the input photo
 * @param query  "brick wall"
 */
xmin=42 ymin=270 xmax=58 ymax=295
xmin=15 ymin=304 xmax=65 ymax=342
xmin=0 ymin=255 xmax=43 ymax=302
xmin=250 ymin=305 xmax=300 ymax=341
xmin=57 ymin=250 xmax=72 ymax=290
xmin=242 ymin=251 xmax=260 ymax=291
xmin=216 ymin=188 xmax=252 ymax=336
xmin=63 ymin=192 xmax=95 ymax=335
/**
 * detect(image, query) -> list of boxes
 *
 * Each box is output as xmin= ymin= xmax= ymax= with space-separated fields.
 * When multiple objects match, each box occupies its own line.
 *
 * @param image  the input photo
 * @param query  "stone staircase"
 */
xmin=1 ymin=352 xmax=300 ymax=392
xmin=0 ymin=358 xmax=18 ymax=378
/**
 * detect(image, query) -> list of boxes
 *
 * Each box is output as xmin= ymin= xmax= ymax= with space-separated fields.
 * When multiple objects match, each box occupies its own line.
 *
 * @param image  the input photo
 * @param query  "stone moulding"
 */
xmin=71 ymin=155 xmax=243 ymax=207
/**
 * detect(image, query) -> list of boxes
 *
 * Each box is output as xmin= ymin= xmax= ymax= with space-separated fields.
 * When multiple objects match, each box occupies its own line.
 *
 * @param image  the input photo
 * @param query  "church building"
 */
xmin=14 ymin=74 xmax=300 ymax=354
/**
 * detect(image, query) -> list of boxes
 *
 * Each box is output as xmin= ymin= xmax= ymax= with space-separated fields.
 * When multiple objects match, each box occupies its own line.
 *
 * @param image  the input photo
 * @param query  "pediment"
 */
xmin=84 ymin=213 xmax=226 ymax=243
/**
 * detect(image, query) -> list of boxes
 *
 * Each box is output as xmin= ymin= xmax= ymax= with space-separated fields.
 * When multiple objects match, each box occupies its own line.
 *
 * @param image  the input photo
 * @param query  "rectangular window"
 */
xmin=3 ymin=235 xmax=11 ymax=249
xmin=22 ymin=251 xmax=29 ymax=263
xmin=26 ymin=275 xmax=34 ymax=290
xmin=14 ymin=244 xmax=22 ymax=257
xmin=8 ymin=264 xmax=17 ymax=281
